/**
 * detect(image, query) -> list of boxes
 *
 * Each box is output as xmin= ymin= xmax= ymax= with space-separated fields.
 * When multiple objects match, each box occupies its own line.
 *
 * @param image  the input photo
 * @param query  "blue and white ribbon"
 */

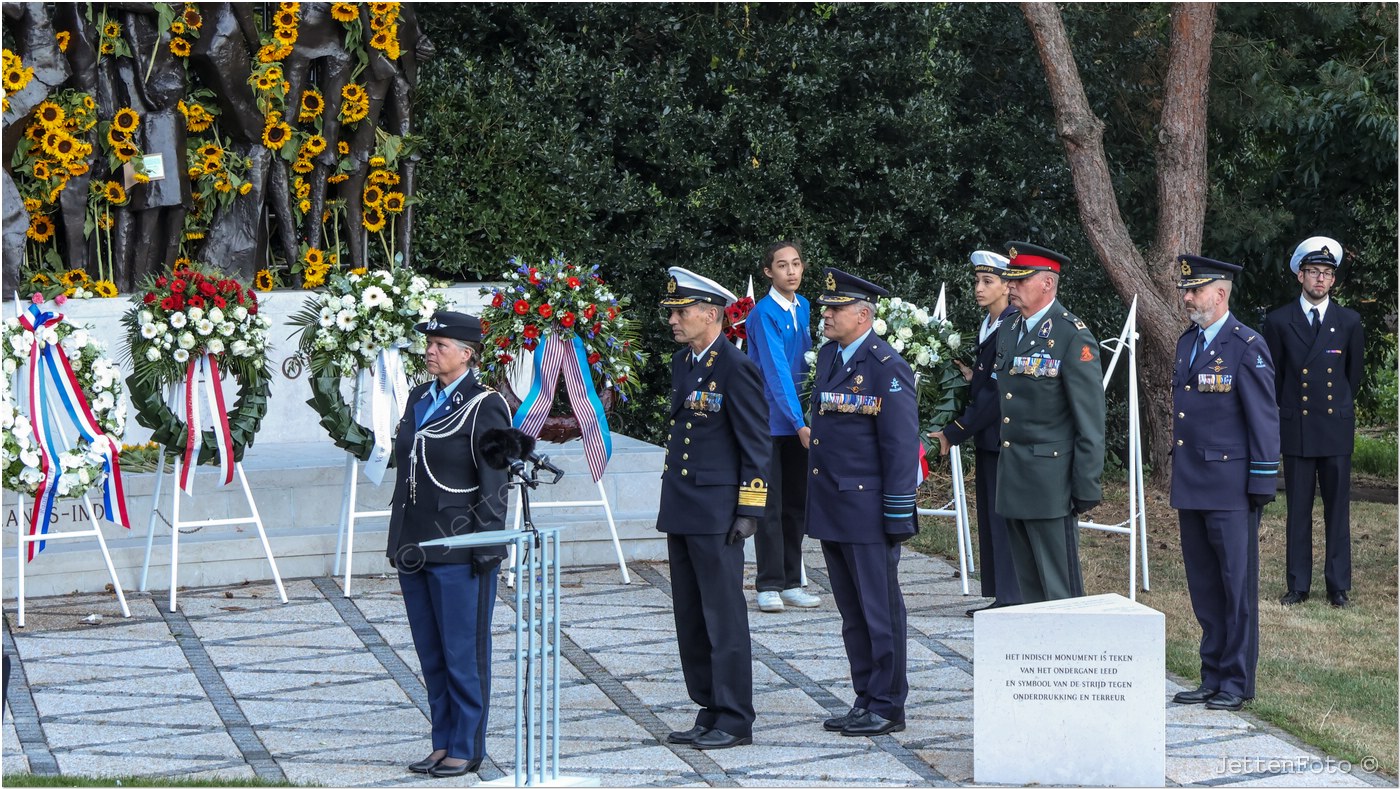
xmin=514 ymin=331 xmax=612 ymax=482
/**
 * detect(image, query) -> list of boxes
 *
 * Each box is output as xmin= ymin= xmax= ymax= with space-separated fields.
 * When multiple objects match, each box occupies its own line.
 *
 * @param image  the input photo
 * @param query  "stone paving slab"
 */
xmin=3 ymin=546 xmax=1394 ymax=787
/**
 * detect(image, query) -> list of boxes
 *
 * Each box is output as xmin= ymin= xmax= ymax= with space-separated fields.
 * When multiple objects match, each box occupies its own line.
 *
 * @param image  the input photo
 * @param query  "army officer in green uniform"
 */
xmin=993 ymin=242 xmax=1106 ymax=602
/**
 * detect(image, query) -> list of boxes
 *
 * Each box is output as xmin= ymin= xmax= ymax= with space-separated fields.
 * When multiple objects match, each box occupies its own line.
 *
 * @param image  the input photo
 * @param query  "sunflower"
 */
xmin=82 ymin=94 xmax=95 ymax=110
xmin=52 ymin=135 xmax=76 ymax=160
xmin=254 ymin=73 xmax=274 ymax=91
xmin=169 ymin=37 xmax=191 ymax=57
xmin=46 ymin=179 xmax=67 ymax=203
xmin=368 ymin=3 xmax=395 ymax=15
xmin=298 ymin=89 xmax=323 ymax=121
xmin=274 ymin=8 xmax=298 ymax=28
xmin=369 ymin=155 xmax=386 ymax=168
xmin=273 ymin=26 xmax=297 ymax=46
xmin=99 ymin=41 xmax=115 ymax=55
xmin=31 ymin=160 xmax=51 ymax=180
xmin=170 ymin=20 xmax=186 ymax=35
xmin=362 ymin=206 xmax=385 ymax=233
xmin=349 ymin=266 xmax=366 ymax=276
xmin=294 ymin=178 xmax=310 ymax=199
xmin=27 ymin=214 xmax=55 ymax=243
xmin=97 ymin=211 xmax=114 ymax=230
xmin=370 ymin=30 xmax=392 ymax=51
xmin=65 ymin=161 xmax=90 ymax=176
xmin=112 ymin=140 xmax=138 ymax=162
xmin=103 ymin=21 xmax=121 ymax=38
xmin=303 ymin=134 xmax=327 ymax=155
xmin=185 ymin=104 xmax=213 ymax=132
xmin=104 ymin=181 xmax=127 ymax=204
xmin=301 ymin=267 xmax=327 ymax=289
xmin=362 ymin=184 xmax=384 ymax=207
xmin=370 ymin=169 xmax=401 ymax=186
xmin=55 ymin=30 xmax=70 ymax=52
xmin=61 ymin=268 xmax=89 ymax=286
xmin=303 ymin=248 xmax=325 ymax=268
xmin=214 ymin=176 xmax=233 ymax=193
xmin=197 ymin=142 xmax=221 ymax=160
xmin=92 ymin=280 xmax=118 ymax=298
xmin=291 ymin=157 xmax=313 ymax=174
xmin=183 ymin=6 xmax=202 ymax=29
xmin=35 ymin=101 xmax=64 ymax=127
xmin=40 ymin=130 xmax=66 ymax=157
xmin=132 ymin=169 xmax=150 ymax=184
xmin=106 ymin=125 xmax=129 ymax=148
xmin=342 ymin=83 xmax=367 ymax=103
xmin=262 ymin=120 xmax=292 ymax=150
xmin=238 ymin=182 xmax=252 ymax=195
xmin=22 ymin=197 xmax=40 ymax=213
xmin=254 ymin=269 xmax=275 ymax=291
xmin=383 ymin=191 xmax=405 ymax=213
xmin=298 ymin=198 xmax=311 ymax=214
xmin=1 ymin=67 xmax=24 ymax=92
xmin=328 ymin=173 xmax=349 ymax=184
xmin=30 ymin=272 xmax=51 ymax=285
xmin=338 ymin=140 xmax=350 ymax=155
xmin=331 ymin=3 xmax=358 ymax=22
xmin=173 ymin=258 xmax=192 ymax=273
xmin=112 ymin=107 xmax=140 ymax=134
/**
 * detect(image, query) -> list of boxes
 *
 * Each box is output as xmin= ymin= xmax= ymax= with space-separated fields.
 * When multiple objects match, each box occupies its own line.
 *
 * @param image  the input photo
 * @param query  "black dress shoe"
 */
xmin=1279 ymin=590 xmax=1309 ymax=606
xmin=841 ymin=711 xmax=905 ymax=736
xmin=666 ymin=725 xmax=710 ymax=744
xmin=408 ymin=756 xmax=443 ymax=774
xmin=428 ymin=758 xmax=482 ymax=777
xmin=1171 ymin=686 xmax=1218 ymax=704
xmin=1328 ymin=590 xmax=1350 ymax=608
xmin=691 ymin=729 xmax=752 ymax=750
xmin=823 ymin=706 xmax=867 ymax=732
xmin=1205 ymin=691 xmax=1245 ymax=711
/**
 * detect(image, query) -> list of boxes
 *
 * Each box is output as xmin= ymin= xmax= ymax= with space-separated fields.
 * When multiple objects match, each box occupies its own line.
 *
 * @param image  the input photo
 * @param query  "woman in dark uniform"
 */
xmin=387 ymin=311 xmax=511 ymax=777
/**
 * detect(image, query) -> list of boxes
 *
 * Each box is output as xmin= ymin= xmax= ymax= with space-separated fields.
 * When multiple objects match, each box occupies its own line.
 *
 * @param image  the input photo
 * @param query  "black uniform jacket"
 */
xmin=386 ymin=373 xmax=512 ymax=567
xmin=1261 ymin=300 xmax=1364 ymax=458
xmin=657 ymin=336 xmax=771 ymax=535
xmin=943 ymin=305 xmax=1018 ymax=453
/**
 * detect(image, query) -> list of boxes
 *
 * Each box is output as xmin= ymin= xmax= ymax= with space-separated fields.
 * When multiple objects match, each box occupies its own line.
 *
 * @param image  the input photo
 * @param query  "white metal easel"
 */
xmin=138 ymin=381 xmax=288 ymax=612
xmin=915 ymin=284 xmax=976 ymax=595
xmin=506 ymin=475 xmax=629 ymax=586
xmin=1075 ymin=295 xmax=1150 ymax=599
xmin=331 ymin=376 xmax=393 ymax=598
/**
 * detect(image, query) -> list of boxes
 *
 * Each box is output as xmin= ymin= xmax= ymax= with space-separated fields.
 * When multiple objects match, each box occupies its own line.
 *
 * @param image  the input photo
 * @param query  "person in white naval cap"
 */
xmin=1262 ymin=237 xmax=1365 ymax=609
xmin=929 ymin=250 xmax=1023 ymax=617
xmin=656 ymin=266 xmax=771 ymax=750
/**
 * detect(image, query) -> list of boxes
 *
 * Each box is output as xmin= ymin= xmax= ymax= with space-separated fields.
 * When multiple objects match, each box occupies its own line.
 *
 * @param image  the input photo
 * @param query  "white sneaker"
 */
xmin=780 ymin=587 xmax=821 ymax=608
xmin=757 ymin=591 xmax=785 ymax=613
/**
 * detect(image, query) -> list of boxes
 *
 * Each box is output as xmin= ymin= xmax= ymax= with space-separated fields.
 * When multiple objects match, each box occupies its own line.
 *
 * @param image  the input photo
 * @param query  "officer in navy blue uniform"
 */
xmin=657 ymin=267 xmax=770 ymax=751
xmin=931 ymin=251 xmax=1022 ymax=616
xmin=1262 ymin=237 xmax=1365 ymax=609
xmin=386 ymin=311 xmax=512 ymax=777
xmin=1169 ymin=256 xmax=1280 ymax=713
xmin=807 ymin=268 xmax=920 ymax=738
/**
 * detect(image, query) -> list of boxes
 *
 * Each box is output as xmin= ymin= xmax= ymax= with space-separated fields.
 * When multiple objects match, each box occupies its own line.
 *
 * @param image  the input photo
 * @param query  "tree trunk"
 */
xmin=1021 ymin=2 xmax=1217 ymax=480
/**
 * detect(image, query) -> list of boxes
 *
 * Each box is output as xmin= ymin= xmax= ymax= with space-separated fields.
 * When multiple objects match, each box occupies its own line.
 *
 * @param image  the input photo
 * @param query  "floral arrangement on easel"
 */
xmin=476 ymin=257 xmax=647 ymax=481
xmin=1 ymin=294 xmax=131 ymax=560
xmin=289 ymin=267 xmax=448 ymax=461
xmin=122 ymin=262 xmax=271 ymax=492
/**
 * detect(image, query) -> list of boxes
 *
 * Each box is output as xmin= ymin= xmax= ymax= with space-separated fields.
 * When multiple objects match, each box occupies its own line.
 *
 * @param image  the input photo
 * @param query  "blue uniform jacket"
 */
xmin=657 ymin=337 xmax=771 ymax=535
xmin=1169 ymin=315 xmax=1281 ymax=511
xmin=1261 ymin=301 xmax=1365 ymax=458
xmin=942 ymin=305 xmax=1017 ymax=453
xmin=746 ymin=292 xmax=812 ymax=436
xmin=806 ymin=334 xmax=920 ymax=544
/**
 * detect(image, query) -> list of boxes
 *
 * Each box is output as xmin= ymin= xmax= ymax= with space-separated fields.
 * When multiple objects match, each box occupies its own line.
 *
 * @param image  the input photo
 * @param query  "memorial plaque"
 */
xmin=974 ymin=593 xmax=1165 ymax=787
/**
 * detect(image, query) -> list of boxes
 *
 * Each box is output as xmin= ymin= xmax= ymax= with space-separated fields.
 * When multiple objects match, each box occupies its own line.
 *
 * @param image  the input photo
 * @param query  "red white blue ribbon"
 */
xmin=178 ymin=353 xmax=236 ymax=495
xmin=17 ymin=305 xmax=130 ymax=561
xmin=514 ymin=332 xmax=612 ymax=482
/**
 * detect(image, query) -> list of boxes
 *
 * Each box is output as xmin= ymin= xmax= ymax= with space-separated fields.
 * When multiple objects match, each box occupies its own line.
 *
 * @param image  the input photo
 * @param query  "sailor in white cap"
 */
xmin=929 ymin=250 xmax=1022 ymax=616
xmin=1262 ymin=237 xmax=1365 ymax=609
xmin=657 ymin=266 xmax=770 ymax=750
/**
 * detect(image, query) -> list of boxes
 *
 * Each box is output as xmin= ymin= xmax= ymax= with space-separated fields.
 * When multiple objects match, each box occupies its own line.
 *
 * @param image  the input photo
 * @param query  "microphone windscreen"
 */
xmin=480 ymin=428 xmax=516 ymax=470
xmin=512 ymin=428 xmax=537 ymax=459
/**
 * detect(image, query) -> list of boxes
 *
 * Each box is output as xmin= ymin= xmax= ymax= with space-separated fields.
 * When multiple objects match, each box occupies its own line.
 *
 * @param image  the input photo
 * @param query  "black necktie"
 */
xmin=1310 ymin=307 xmax=1321 ymax=337
xmin=831 ymin=349 xmax=843 ymax=377
xmin=1190 ymin=330 xmax=1206 ymax=366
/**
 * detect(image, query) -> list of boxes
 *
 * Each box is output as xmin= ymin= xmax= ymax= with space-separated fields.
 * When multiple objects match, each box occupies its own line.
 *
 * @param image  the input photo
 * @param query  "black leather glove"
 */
xmin=726 ymin=516 xmax=758 ymax=545
xmin=1249 ymin=492 xmax=1275 ymax=510
xmin=472 ymin=550 xmax=504 ymax=576
xmin=1072 ymin=498 xmax=1099 ymax=515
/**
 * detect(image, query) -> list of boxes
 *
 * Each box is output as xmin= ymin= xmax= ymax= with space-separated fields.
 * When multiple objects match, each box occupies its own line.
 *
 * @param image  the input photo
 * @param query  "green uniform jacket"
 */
xmin=992 ymin=299 xmax=1106 ymax=520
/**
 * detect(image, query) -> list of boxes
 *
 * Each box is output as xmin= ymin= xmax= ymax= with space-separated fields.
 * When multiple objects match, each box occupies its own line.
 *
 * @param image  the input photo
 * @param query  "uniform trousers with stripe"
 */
xmin=400 ymin=562 xmax=497 ymax=760
xmin=821 ymin=540 xmax=908 ymax=721
xmin=1005 ymin=514 xmax=1083 ymax=602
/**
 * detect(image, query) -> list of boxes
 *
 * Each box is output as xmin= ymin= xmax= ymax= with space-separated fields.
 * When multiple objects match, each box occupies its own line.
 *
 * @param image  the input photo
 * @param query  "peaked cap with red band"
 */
xmin=1002 ymin=241 xmax=1070 ymax=280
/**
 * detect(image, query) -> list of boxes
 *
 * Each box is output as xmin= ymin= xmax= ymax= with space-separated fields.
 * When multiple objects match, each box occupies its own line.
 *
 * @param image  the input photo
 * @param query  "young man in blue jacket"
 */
xmin=746 ymin=240 xmax=820 ymax=613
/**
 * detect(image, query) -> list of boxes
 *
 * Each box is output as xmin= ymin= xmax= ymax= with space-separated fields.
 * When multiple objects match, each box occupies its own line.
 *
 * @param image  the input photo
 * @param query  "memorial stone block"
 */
xmin=974 ymin=593 xmax=1165 ymax=787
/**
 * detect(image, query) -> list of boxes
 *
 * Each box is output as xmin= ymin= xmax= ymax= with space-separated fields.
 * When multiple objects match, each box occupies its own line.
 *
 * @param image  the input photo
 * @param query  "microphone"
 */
xmin=480 ymin=428 xmax=565 ymax=482
xmin=513 ymin=430 xmax=566 ymax=482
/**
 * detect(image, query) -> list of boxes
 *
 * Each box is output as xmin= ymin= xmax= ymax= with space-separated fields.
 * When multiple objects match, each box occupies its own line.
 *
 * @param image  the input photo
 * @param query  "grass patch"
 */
xmin=911 ymin=468 xmax=1398 ymax=779
xmin=1354 ymin=432 xmax=1398 ymax=479
xmin=2 ymin=776 xmax=303 ymax=787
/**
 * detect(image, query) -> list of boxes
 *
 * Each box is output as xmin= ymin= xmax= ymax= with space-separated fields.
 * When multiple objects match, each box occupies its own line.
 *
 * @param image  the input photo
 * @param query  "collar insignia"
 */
xmin=708 ymin=381 xmax=716 ymax=391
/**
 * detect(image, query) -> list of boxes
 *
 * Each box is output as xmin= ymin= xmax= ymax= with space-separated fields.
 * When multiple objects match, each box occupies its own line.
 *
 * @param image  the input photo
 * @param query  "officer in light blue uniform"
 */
xmin=1169 ymin=255 xmax=1280 ymax=713
xmin=806 ymin=268 xmax=920 ymax=738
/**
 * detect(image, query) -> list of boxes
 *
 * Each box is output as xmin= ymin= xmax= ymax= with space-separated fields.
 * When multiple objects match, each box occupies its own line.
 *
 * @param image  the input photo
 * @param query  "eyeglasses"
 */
xmin=1300 ymin=268 xmax=1335 ymax=280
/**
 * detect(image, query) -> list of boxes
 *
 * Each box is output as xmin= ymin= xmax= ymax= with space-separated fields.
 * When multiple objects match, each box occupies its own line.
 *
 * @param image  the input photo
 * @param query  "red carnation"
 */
xmin=588 ymin=352 xmax=601 ymax=365
xmin=583 ymin=304 xmax=597 ymax=320
xmin=220 ymin=279 xmax=239 ymax=293
xmin=491 ymin=292 xmax=505 ymax=308
xmin=496 ymin=337 xmax=511 ymax=349
xmin=143 ymin=292 xmax=157 ymax=305
xmin=198 ymin=280 xmax=217 ymax=297
xmin=513 ymin=299 xmax=530 ymax=315
xmin=155 ymin=275 xmax=168 ymax=287
xmin=523 ymin=324 xmax=540 ymax=339
xmin=567 ymin=277 xmax=581 ymax=289
xmin=187 ymin=295 xmax=206 ymax=309
xmin=160 ymin=295 xmax=183 ymax=310
xmin=499 ymin=353 xmax=514 ymax=365
xmin=538 ymin=303 xmax=553 ymax=319
xmin=560 ymin=311 xmax=576 ymax=328
xmin=213 ymin=295 xmax=227 ymax=308
xmin=171 ymin=279 xmax=188 ymax=293
xmin=606 ymin=306 xmax=618 ymax=320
